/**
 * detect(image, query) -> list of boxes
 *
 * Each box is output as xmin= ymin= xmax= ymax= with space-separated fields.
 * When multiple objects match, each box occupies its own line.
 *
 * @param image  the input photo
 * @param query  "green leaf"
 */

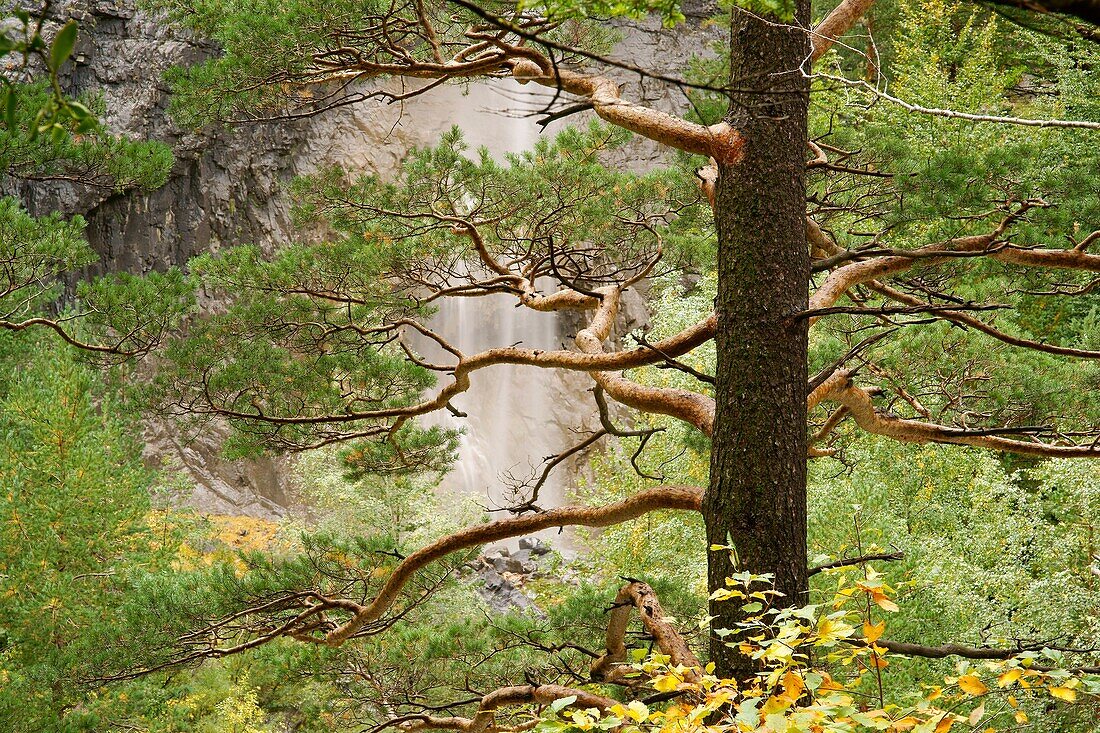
xmin=49 ymin=20 xmax=78 ymax=71
xmin=547 ymin=695 xmax=577 ymax=715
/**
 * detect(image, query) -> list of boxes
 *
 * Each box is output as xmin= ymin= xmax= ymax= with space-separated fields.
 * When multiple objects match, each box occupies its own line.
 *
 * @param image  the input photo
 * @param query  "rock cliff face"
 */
xmin=22 ymin=0 xmax=718 ymax=519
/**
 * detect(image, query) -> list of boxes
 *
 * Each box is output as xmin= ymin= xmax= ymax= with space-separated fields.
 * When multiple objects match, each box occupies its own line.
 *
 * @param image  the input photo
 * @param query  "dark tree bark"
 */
xmin=705 ymin=0 xmax=812 ymax=678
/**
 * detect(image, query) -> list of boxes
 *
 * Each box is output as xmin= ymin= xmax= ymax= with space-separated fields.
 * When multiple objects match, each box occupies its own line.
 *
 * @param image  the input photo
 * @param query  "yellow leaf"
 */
xmin=872 ymin=590 xmax=900 ymax=612
xmin=781 ymin=671 xmax=805 ymax=701
xmin=653 ymin=675 xmax=679 ymax=693
xmin=957 ymin=675 xmax=988 ymax=696
xmin=863 ymin=619 xmax=886 ymax=643
xmin=997 ymin=668 xmax=1021 ymax=687
xmin=624 ymin=701 xmax=649 ymax=722
xmin=1013 ymin=711 xmax=1028 ymax=724
xmin=934 ymin=715 xmax=955 ymax=733
xmin=1050 ymin=686 xmax=1077 ymax=702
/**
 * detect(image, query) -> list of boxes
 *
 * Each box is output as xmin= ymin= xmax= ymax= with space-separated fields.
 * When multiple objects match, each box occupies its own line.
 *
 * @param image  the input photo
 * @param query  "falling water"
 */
xmin=410 ymin=81 xmax=589 ymax=549
xmin=418 ymin=287 xmax=572 ymax=512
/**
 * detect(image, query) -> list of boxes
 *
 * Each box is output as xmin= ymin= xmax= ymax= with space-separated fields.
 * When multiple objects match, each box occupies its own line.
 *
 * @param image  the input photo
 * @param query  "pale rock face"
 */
xmin=18 ymin=0 xmax=717 ymax=520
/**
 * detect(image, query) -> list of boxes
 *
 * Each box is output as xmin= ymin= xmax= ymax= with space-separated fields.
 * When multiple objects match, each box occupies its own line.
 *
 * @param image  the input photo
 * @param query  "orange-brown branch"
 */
xmin=399 ymin=684 xmax=616 ymax=733
xmin=815 ymin=370 xmax=1100 ymax=458
xmin=591 ymin=581 xmax=700 ymax=684
xmin=575 ymin=287 xmax=715 ymax=436
xmin=811 ymin=0 xmax=878 ymax=62
xmin=510 ymin=60 xmax=743 ymax=163
xmin=810 ymin=212 xmax=1100 ymax=321
xmin=318 ymin=485 xmax=704 ymax=645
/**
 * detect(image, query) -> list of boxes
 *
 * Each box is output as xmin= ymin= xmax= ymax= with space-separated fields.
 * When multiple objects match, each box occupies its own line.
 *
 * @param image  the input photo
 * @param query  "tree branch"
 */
xmin=397 ymin=684 xmax=616 ymax=733
xmin=816 ymin=72 xmax=1100 ymax=129
xmin=591 ymin=580 xmax=701 ymax=684
xmin=865 ymin=281 xmax=1100 ymax=359
xmin=811 ymin=0 xmax=878 ymax=62
xmin=874 ymin=639 xmax=1100 ymax=674
xmin=318 ymin=485 xmax=704 ymax=646
xmin=816 ymin=370 xmax=1100 ymax=458
xmin=807 ymin=551 xmax=904 ymax=575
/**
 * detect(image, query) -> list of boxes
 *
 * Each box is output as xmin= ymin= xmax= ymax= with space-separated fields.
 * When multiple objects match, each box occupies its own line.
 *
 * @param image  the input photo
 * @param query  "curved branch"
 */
xmin=195 ymin=314 xmax=716 ymax=428
xmin=400 ymin=684 xmax=616 ymax=733
xmin=575 ymin=288 xmax=715 ymax=436
xmin=509 ymin=60 xmax=744 ymax=164
xmin=809 ymin=231 xmax=1000 ymax=318
xmin=507 ymin=429 xmax=609 ymax=510
xmin=808 ymin=207 xmax=1100 ymax=321
xmin=816 ymin=370 xmax=1100 ymax=458
xmin=811 ymin=0 xmax=878 ymax=62
xmin=320 ymin=485 xmax=704 ymax=645
xmin=0 ymin=316 xmax=153 ymax=357
xmin=866 ymin=281 xmax=1100 ymax=359
xmin=591 ymin=581 xmax=700 ymax=683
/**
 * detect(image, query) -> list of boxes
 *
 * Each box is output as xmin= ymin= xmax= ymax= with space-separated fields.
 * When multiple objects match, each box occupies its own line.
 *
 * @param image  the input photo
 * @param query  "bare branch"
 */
xmin=816 ymin=72 xmax=1100 ymax=130
xmin=505 ymin=430 xmax=608 ymax=511
xmin=807 ymin=328 xmax=897 ymax=394
xmin=576 ymin=288 xmax=716 ymax=436
xmin=865 ymin=281 xmax=1100 ymax=359
xmin=796 ymin=303 xmax=1008 ymax=321
xmin=875 ymin=639 xmax=1100 ymax=674
xmin=633 ymin=332 xmax=715 ymax=385
xmin=807 ymin=551 xmax=904 ymax=575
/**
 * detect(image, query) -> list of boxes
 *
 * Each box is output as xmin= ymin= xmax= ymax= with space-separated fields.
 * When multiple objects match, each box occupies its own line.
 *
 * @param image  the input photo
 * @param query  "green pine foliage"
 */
xmin=0 ymin=332 xmax=170 ymax=730
xmin=143 ymin=123 xmax=710 ymax=462
xmin=800 ymin=0 xmax=1100 ymax=435
xmin=0 ymin=83 xmax=173 ymax=190
xmin=0 ymin=18 xmax=188 ymax=359
xmin=148 ymin=0 xmax=613 ymax=127
xmin=2 ymin=0 xmax=1099 ymax=729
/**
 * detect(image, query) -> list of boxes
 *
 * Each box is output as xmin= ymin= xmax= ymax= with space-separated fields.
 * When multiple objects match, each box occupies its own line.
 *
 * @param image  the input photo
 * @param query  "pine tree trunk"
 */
xmin=705 ymin=0 xmax=812 ymax=678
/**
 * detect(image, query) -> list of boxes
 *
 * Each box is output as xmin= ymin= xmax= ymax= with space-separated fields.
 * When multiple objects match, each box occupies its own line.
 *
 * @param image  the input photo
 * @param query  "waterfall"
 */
xmin=411 ymin=81 xmax=587 ymax=549
xmin=419 ymin=286 xmax=573 ymax=514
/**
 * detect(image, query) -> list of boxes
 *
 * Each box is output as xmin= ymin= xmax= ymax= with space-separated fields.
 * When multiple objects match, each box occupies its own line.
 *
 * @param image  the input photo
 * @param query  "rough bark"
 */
xmin=591 ymin=581 xmax=701 ymax=683
xmin=705 ymin=0 xmax=812 ymax=678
